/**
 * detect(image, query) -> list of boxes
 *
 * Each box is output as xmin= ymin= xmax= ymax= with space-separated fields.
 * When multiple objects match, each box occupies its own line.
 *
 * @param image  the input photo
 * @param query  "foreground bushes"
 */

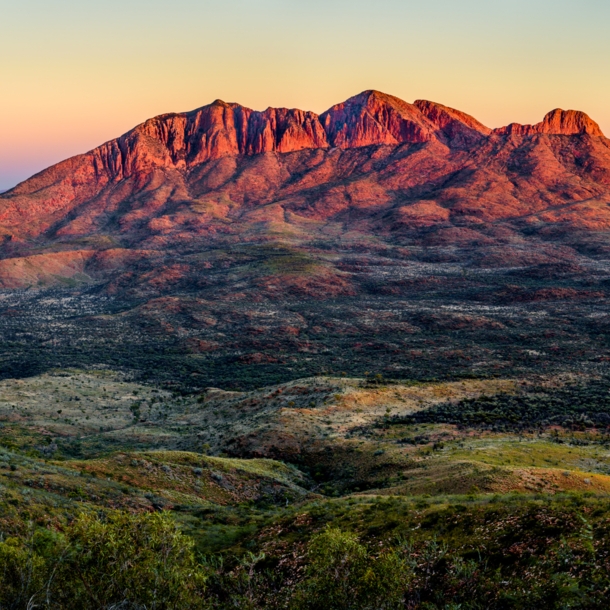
xmin=292 ymin=527 xmax=405 ymax=609
xmin=3 ymin=507 xmax=610 ymax=609
xmin=0 ymin=511 xmax=207 ymax=610
xmin=204 ymin=520 xmax=610 ymax=609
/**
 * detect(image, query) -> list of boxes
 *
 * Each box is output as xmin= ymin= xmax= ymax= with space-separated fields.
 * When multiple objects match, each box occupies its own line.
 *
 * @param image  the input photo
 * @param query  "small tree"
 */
xmin=292 ymin=526 xmax=407 ymax=610
xmin=55 ymin=511 xmax=207 ymax=610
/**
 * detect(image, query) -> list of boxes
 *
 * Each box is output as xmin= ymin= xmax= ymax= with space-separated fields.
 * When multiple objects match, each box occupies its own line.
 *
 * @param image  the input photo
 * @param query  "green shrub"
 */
xmin=0 ymin=534 xmax=47 ymax=610
xmin=0 ymin=511 xmax=207 ymax=610
xmin=55 ymin=511 xmax=207 ymax=610
xmin=292 ymin=526 xmax=406 ymax=610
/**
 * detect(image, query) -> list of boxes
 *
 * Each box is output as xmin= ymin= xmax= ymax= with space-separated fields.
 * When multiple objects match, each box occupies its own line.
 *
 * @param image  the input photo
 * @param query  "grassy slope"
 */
xmin=2 ymin=370 xmax=610 ymax=504
xmin=6 ymin=366 xmax=610 ymax=607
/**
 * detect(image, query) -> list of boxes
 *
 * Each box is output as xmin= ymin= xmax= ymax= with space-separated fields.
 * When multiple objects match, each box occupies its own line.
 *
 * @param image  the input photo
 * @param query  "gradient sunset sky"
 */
xmin=1 ymin=0 xmax=609 ymax=191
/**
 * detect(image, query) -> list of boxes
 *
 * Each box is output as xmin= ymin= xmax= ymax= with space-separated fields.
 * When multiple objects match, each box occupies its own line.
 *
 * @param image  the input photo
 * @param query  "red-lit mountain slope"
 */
xmin=0 ymin=90 xmax=609 ymax=290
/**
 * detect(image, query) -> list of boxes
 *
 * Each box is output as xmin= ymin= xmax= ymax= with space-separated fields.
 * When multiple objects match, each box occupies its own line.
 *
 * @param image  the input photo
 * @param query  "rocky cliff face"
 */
xmin=93 ymin=101 xmax=331 ymax=181
xmin=0 ymin=90 xmax=609 ymax=291
xmin=87 ymin=90 xmax=500 ymax=183
xmin=494 ymin=108 xmax=604 ymax=137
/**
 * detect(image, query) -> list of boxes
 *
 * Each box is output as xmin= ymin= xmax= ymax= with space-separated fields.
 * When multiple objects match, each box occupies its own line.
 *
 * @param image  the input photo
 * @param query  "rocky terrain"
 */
xmin=0 ymin=91 xmax=610 ymax=389
xmin=3 ymin=88 xmax=610 ymax=602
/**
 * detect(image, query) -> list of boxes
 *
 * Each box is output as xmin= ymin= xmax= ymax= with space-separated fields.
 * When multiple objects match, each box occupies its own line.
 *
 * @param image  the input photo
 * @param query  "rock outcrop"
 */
xmin=0 ymin=89 xmax=609 ymax=289
xmin=494 ymin=108 xmax=604 ymax=137
xmin=320 ymin=90 xmax=434 ymax=147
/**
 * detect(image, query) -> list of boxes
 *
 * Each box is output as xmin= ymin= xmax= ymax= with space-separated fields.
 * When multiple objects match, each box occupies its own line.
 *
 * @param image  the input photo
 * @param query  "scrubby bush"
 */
xmin=0 ymin=531 xmax=47 ymax=610
xmin=56 ymin=511 xmax=207 ymax=609
xmin=0 ymin=511 xmax=207 ymax=610
xmin=291 ymin=526 xmax=406 ymax=610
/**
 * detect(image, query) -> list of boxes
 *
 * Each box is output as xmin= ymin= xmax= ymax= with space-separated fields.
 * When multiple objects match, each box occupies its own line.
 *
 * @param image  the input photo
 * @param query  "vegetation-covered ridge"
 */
xmin=4 ymin=495 xmax=610 ymax=608
xmin=2 ymin=371 xmax=610 ymax=606
xmin=397 ymin=374 xmax=610 ymax=431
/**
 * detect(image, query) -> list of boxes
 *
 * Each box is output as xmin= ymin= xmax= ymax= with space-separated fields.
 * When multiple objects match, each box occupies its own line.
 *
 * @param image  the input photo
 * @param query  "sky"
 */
xmin=1 ymin=0 xmax=609 ymax=191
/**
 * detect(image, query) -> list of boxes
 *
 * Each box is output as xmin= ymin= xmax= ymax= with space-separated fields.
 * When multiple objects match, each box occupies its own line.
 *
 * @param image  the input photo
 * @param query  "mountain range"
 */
xmin=1 ymin=90 xmax=609 ymax=285
xmin=1 ymin=90 xmax=610 ymax=388
xmin=6 ymin=92 xmax=610 ymax=609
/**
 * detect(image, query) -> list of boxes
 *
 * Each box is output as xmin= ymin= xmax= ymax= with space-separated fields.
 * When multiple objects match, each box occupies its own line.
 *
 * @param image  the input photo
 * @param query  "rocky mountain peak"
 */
xmin=494 ymin=108 xmax=604 ymax=137
xmin=539 ymin=108 xmax=604 ymax=136
xmin=320 ymin=90 xmax=433 ymax=148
